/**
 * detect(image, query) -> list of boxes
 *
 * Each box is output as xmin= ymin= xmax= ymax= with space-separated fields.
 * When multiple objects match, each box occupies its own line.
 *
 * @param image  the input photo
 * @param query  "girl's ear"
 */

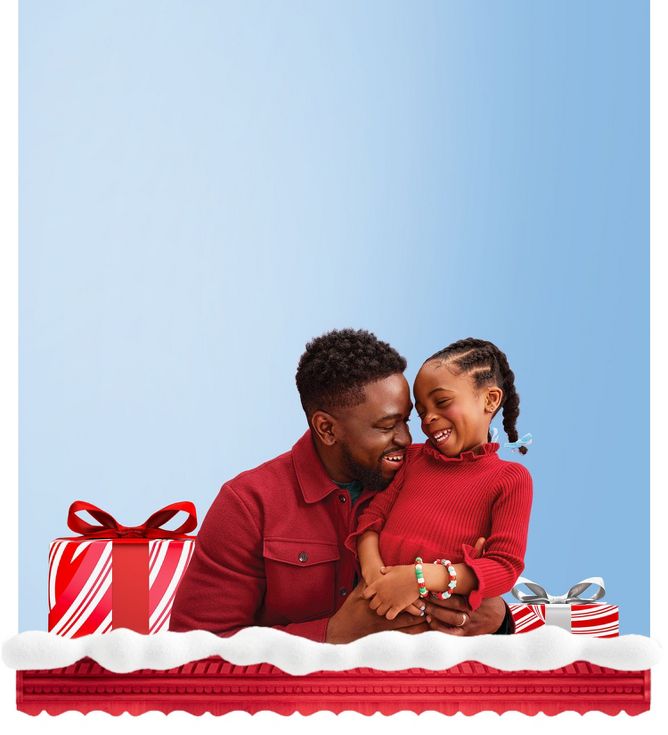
xmin=484 ymin=386 xmax=503 ymax=414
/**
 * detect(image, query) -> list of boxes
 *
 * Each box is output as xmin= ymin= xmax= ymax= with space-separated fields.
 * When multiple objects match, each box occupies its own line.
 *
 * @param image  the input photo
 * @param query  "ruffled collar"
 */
xmin=423 ymin=441 xmax=500 ymax=463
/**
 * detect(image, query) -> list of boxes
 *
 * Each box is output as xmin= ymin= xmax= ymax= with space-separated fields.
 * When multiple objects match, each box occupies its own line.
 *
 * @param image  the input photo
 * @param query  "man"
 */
xmin=170 ymin=329 xmax=512 ymax=641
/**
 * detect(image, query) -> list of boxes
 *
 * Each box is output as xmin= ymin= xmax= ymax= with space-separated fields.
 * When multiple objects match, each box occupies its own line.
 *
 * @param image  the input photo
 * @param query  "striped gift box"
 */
xmin=48 ymin=501 xmax=197 ymax=638
xmin=48 ymin=537 xmax=195 ymax=637
xmin=508 ymin=602 xmax=619 ymax=637
xmin=508 ymin=575 xmax=619 ymax=637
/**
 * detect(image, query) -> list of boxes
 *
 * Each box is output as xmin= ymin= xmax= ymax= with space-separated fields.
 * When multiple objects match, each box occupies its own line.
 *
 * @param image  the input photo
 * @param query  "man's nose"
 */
xmin=395 ymin=422 xmax=411 ymax=447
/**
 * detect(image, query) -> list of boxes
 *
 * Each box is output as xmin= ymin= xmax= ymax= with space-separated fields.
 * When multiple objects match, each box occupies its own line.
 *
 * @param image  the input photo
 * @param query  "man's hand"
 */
xmin=424 ymin=594 xmax=507 ymax=636
xmin=326 ymin=581 xmax=428 ymax=643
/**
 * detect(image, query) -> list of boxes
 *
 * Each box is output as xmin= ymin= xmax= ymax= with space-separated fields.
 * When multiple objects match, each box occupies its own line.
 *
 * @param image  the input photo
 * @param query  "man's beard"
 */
xmin=340 ymin=444 xmax=391 ymax=491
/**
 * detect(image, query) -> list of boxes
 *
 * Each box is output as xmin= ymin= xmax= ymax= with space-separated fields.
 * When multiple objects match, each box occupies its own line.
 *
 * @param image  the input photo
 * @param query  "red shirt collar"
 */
xmin=291 ymin=429 xmax=344 ymax=504
xmin=423 ymin=440 xmax=500 ymax=463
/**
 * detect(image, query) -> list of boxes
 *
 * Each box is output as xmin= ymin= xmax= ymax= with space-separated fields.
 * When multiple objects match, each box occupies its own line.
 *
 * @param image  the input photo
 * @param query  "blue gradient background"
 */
xmin=20 ymin=1 xmax=648 ymax=633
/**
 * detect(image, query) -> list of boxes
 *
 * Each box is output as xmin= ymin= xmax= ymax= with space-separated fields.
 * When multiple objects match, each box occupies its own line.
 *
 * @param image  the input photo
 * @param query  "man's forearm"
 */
xmin=273 ymin=617 xmax=330 ymax=642
xmin=492 ymin=601 xmax=515 ymax=635
xmin=424 ymin=594 xmax=508 ymax=635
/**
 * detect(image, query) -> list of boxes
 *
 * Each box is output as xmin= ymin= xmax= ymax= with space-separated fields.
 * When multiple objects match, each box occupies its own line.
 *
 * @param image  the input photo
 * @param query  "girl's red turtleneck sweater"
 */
xmin=345 ymin=442 xmax=533 ymax=611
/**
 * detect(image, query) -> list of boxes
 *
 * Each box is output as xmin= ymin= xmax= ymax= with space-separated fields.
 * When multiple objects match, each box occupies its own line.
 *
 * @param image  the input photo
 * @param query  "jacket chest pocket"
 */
xmin=263 ymin=538 xmax=340 ymax=621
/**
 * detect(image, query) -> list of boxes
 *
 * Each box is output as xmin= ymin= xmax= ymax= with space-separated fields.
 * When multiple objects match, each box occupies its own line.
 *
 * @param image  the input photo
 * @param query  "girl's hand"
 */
xmin=362 ymin=565 xmax=384 ymax=587
xmin=382 ymin=565 xmax=425 ymax=616
xmin=362 ymin=564 xmax=421 ymax=620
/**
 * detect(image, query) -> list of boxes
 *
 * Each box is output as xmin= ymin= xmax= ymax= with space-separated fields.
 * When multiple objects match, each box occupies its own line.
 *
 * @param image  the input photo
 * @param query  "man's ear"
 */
xmin=310 ymin=410 xmax=338 ymax=446
xmin=485 ymin=386 xmax=503 ymax=414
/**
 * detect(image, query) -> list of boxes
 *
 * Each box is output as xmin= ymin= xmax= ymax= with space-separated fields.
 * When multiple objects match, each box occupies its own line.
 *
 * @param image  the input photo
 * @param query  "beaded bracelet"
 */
xmin=414 ymin=557 xmax=429 ymax=598
xmin=430 ymin=558 xmax=457 ymax=600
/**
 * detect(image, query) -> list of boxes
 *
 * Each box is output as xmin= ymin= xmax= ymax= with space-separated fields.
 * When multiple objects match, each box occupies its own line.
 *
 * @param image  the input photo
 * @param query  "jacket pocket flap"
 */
xmin=263 ymin=538 xmax=340 ymax=567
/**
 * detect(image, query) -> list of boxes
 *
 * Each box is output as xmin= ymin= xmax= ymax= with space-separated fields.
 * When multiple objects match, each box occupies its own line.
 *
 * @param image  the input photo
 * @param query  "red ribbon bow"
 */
xmin=67 ymin=500 xmax=198 ymax=539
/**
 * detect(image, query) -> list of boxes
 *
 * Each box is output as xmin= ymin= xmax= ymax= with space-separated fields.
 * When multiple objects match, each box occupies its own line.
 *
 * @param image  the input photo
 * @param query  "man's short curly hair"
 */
xmin=295 ymin=328 xmax=407 ymax=418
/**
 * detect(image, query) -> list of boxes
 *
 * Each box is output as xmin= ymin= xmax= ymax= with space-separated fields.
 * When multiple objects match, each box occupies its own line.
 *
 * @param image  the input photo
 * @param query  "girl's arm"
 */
xmin=435 ymin=464 xmax=533 ymax=610
xmin=462 ymin=464 xmax=533 ymax=610
xmin=363 ymin=559 xmax=478 ymax=612
xmin=357 ymin=530 xmax=385 ymax=585
xmin=412 ymin=535 xmax=488 ymax=595
xmin=344 ymin=452 xmax=409 ymax=557
xmin=359 ymin=532 xmax=426 ymax=619
xmin=420 ymin=560 xmax=478 ymax=595
xmin=376 ymin=535 xmax=487 ymax=605
xmin=377 ymin=462 xmax=533 ymax=612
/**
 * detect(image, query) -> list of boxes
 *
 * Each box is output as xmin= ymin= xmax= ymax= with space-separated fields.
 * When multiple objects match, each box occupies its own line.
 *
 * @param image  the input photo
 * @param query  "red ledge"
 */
xmin=16 ymin=658 xmax=651 ymax=716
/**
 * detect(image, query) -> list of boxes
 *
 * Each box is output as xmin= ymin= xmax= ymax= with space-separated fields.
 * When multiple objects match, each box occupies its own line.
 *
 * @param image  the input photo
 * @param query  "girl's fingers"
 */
xmin=368 ymin=595 xmax=381 ymax=611
xmin=472 ymin=537 xmax=486 ymax=557
xmin=386 ymin=606 xmax=403 ymax=621
xmin=380 ymin=566 xmax=393 ymax=574
xmin=405 ymin=603 xmax=425 ymax=617
xmin=362 ymin=586 xmax=374 ymax=600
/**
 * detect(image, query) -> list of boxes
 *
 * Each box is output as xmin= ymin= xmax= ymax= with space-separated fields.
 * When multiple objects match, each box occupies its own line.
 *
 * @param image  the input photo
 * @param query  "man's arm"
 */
xmin=169 ymin=483 xmax=329 ymax=641
xmin=170 ymin=483 xmax=427 ymax=643
xmin=424 ymin=594 xmax=511 ymax=636
xmin=493 ymin=602 xmax=516 ymax=635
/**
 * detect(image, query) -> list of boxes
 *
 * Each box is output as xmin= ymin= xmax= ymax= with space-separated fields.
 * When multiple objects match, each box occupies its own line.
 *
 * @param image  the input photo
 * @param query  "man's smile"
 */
xmin=382 ymin=450 xmax=405 ymax=466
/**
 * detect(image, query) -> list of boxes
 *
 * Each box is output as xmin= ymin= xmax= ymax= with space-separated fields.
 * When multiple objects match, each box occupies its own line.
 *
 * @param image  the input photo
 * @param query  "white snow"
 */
xmin=1 ymin=626 xmax=661 ymax=675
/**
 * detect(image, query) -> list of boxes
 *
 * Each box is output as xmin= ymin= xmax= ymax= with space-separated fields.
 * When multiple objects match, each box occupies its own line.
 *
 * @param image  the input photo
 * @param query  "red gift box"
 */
xmin=48 ymin=501 xmax=197 ymax=638
xmin=508 ymin=576 xmax=619 ymax=637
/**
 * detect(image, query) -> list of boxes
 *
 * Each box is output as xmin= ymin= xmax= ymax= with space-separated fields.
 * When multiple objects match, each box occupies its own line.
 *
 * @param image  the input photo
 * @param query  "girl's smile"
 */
xmin=430 ymin=427 xmax=452 ymax=445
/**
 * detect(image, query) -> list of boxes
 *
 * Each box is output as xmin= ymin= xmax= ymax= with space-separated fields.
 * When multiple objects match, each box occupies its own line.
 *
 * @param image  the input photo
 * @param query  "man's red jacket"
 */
xmin=169 ymin=430 xmax=377 ymax=641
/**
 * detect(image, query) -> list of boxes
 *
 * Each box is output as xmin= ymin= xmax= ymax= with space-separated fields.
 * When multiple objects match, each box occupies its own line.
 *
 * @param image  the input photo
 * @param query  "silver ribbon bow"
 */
xmin=510 ymin=576 xmax=606 ymax=632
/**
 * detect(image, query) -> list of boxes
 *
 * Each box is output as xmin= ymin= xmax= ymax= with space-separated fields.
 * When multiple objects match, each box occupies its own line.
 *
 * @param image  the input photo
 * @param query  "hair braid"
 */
xmin=492 ymin=349 xmax=527 ymax=454
xmin=425 ymin=337 xmax=527 ymax=454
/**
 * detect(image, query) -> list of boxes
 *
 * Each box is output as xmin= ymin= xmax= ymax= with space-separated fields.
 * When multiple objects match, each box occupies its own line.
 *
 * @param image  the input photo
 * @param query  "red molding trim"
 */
xmin=17 ymin=658 xmax=651 ymax=716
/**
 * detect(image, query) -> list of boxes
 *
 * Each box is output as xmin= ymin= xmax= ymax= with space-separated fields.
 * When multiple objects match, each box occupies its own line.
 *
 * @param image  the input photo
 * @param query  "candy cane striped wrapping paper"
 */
xmin=508 ymin=602 xmax=620 ymax=637
xmin=48 ymin=537 xmax=195 ymax=638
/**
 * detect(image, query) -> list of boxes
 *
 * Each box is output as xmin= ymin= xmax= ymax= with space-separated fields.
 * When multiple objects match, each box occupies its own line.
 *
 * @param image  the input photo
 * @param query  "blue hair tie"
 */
xmin=504 ymin=432 xmax=533 ymax=451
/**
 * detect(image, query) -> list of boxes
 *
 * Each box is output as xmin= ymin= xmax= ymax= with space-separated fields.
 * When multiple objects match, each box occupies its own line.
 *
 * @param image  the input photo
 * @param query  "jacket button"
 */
xmin=339 ymin=587 xmax=348 ymax=597
xmin=339 ymin=494 xmax=347 ymax=503
xmin=298 ymin=551 xmax=308 ymax=563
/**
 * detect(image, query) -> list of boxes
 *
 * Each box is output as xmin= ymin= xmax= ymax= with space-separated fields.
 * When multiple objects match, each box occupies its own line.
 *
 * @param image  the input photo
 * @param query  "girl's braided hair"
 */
xmin=426 ymin=338 xmax=527 ymax=454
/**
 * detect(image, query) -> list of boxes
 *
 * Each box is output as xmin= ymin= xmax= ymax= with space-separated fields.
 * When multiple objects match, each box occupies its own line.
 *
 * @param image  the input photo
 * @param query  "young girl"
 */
xmin=346 ymin=338 xmax=533 ymax=622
